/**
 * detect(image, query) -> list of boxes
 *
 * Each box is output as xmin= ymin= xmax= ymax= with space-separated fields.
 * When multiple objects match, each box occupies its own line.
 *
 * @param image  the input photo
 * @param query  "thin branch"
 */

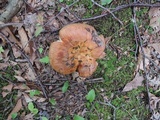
xmin=0 ymin=32 xmax=48 ymax=99
xmin=0 ymin=22 xmax=23 ymax=29
xmin=99 ymin=101 xmax=117 ymax=120
xmin=44 ymin=0 xmax=79 ymax=26
xmin=132 ymin=16 xmax=151 ymax=112
xmin=75 ymin=2 xmax=160 ymax=22
xmin=91 ymin=0 xmax=123 ymax=25
xmin=144 ymin=55 xmax=160 ymax=70
xmin=132 ymin=3 xmax=139 ymax=61
xmin=85 ymin=77 xmax=104 ymax=83
xmin=0 ymin=0 xmax=24 ymax=22
xmin=48 ymin=2 xmax=160 ymax=33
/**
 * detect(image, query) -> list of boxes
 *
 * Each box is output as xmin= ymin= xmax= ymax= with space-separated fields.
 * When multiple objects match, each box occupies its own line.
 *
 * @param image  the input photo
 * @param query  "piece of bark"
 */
xmin=0 ymin=0 xmax=24 ymax=22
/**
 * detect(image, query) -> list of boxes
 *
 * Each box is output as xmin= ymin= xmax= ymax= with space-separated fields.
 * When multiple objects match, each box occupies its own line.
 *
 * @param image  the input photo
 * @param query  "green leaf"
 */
xmin=0 ymin=46 xmax=4 ymax=53
xmin=49 ymin=98 xmax=56 ymax=106
xmin=73 ymin=115 xmax=85 ymax=120
xmin=35 ymin=25 xmax=43 ymax=37
xmin=131 ymin=115 xmax=138 ymax=120
xmin=41 ymin=117 xmax=48 ymax=120
xmin=32 ymin=108 xmax=38 ymax=115
xmin=40 ymin=56 xmax=49 ymax=63
xmin=11 ymin=113 xmax=17 ymax=119
xmin=28 ymin=102 xmax=34 ymax=111
xmin=39 ymin=47 xmax=43 ymax=54
xmin=59 ymin=0 xmax=63 ymax=2
xmin=62 ymin=81 xmax=69 ymax=93
xmin=29 ymin=90 xmax=40 ymax=97
xmin=55 ymin=115 xmax=62 ymax=120
xmin=101 ymin=0 xmax=112 ymax=5
xmin=86 ymin=89 xmax=96 ymax=102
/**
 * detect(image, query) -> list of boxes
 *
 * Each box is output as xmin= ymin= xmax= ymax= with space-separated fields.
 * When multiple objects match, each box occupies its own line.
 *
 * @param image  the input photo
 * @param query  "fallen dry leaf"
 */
xmin=149 ymin=93 xmax=160 ymax=120
xmin=12 ymin=46 xmax=21 ymax=58
xmin=0 ymin=62 xmax=10 ymax=69
xmin=7 ymin=98 xmax=23 ymax=120
xmin=148 ymin=43 xmax=160 ymax=54
xmin=13 ymin=83 xmax=30 ymax=90
xmin=139 ymin=47 xmax=151 ymax=70
xmin=122 ymin=72 xmax=144 ymax=92
xmin=23 ymin=92 xmax=33 ymax=103
xmin=18 ymin=27 xmax=30 ymax=54
xmin=22 ymin=63 xmax=36 ymax=80
xmin=2 ymin=84 xmax=13 ymax=97
xmin=149 ymin=7 xmax=160 ymax=33
xmin=0 ymin=24 xmax=20 ymax=46
xmin=23 ymin=113 xmax=34 ymax=120
xmin=14 ymin=75 xmax=26 ymax=82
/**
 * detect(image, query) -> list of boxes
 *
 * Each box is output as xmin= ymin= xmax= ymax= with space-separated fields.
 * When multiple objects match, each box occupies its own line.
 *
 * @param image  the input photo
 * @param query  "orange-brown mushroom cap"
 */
xmin=49 ymin=41 xmax=78 ymax=74
xmin=49 ymin=23 xmax=106 ymax=77
xmin=78 ymin=56 xmax=98 ymax=77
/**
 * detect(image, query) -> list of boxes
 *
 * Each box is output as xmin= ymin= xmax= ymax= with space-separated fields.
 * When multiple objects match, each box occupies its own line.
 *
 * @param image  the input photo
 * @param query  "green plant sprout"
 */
xmin=86 ymin=89 xmax=96 ymax=103
xmin=29 ymin=90 xmax=40 ymax=97
xmin=28 ymin=102 xmax=38 ymax=115
xmin=40 ymin=56 xmax=49 ymax=63
xmin=62 ymin=81 xmax=69 ymax=93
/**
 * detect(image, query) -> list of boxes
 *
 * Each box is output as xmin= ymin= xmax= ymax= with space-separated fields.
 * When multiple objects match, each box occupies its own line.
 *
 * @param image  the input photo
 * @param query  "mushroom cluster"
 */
xmin=49 ymin=23 xmax=105 ymax=77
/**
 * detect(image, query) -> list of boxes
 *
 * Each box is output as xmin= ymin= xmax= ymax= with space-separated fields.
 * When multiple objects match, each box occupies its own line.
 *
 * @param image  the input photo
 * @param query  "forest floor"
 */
xmin=0 ymin=0 xmax=160 ymax=120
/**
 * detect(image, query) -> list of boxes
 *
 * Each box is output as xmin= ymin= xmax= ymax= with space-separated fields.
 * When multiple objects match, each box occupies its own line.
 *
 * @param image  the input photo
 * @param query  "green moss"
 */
xmin=82 ymin=1 xmax=149 ymax=119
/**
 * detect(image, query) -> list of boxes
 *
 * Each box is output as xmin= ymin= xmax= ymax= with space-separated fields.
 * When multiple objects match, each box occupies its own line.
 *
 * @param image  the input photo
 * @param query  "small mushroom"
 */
xmin=49 ymin=23 xmax=105 ymax=77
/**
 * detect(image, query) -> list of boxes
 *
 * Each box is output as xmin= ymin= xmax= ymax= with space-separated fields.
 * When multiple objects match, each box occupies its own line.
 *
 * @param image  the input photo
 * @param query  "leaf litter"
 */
xmin=0 ymin=0 xmax=89 ymax=119
xmin=0 ymin=0 xmax=160 ymax=119
xmin=123 ymin=6 xmax=160 ymax=119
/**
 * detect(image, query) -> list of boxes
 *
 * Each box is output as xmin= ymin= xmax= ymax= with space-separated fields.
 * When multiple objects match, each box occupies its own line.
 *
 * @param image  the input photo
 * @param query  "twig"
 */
xmin=85 ymin=77 xmax=104 ymax=83
xmin=91 ymin=0 xmax=123 ymax=25
xmin=0 ymin=75 xmax=15 ymax=84
xmin=132 ymin=14 xmax=151 ymax=112
xmin=0 ymin=22 xmax=23 ymax=29
xmin=0 ymin=32 xmax=48 ymax=99
xmin=75 ymin=2 xmax=160 ymax=22
xmin=132 ymin=3 xmax=139 ymax=61
xmin=99 ymin=101 xmax=117 ymax=120
xmin=144 ymin=55 xmax=160 ymax=70
xmin=49 ymin=2 xmax=160 ymax=33
xmin=0 ymin=0 xmax=24 ymax=22
xmin=57 ymin=0 xmax=80 ymax=21
xmin=44 ymin=0 xmax=79 ymax=26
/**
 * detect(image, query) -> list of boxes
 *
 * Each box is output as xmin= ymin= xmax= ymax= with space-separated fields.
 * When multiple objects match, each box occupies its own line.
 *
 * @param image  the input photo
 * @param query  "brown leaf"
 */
xmin=28 ymin=41 xmax=37 ymax=64
xmin=2 ymin=84 xmax=13 ymax=97
xmin=139 ymin=47 xmax=151 ymax=70
xmin=149 ymin=93 xmax=160 ymax=119
xmin=12 ymin=46 xmax=21 ymax=58
xmin=7 ymin=98 xmax=23 ymax=120
xmin=0 ymin=63 xmax=9 ymax=69
xmin=36 ymin=97 xmax=46 ymax=102
xmin=2 ymin=92 xmax=9 ymax=98
xmin=149 ymin=7 xmax=160 ymax=33
xmin=22 ymin=63 xmax=36 ymax=80
xmin=13 ymin=84 xmax=30 ymax=90
xmin=122 ymin=73 xmax=144 ymax=92
xmin=0 ymin=60 xmax=17 ymax=69
xmin=23 ymin=92 xmax=32 ymax=103
xmin=18 ymin=27 xmax=30 ymax=54
xmin=14 ymin=75 xmax=26 ymax=82
xmin=23 ymin=113 xmax=34 ymax=120
xmin=0 ymin=24 xmax=20 ymax=45
xmin=148 ymin=43 xmax=160 ymax=54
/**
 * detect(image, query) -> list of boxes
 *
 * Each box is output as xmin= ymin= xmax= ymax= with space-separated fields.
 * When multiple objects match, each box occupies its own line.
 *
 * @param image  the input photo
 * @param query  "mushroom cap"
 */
xmin=59 ymin=23 xmax=95 ymax=46
xmin=78 ymin=56 xmax=98 ymax=77
xmin=49 ymin=23 xmax=106 ymax=77
xmin=49 ymin=41 xmax=78 ymax=74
